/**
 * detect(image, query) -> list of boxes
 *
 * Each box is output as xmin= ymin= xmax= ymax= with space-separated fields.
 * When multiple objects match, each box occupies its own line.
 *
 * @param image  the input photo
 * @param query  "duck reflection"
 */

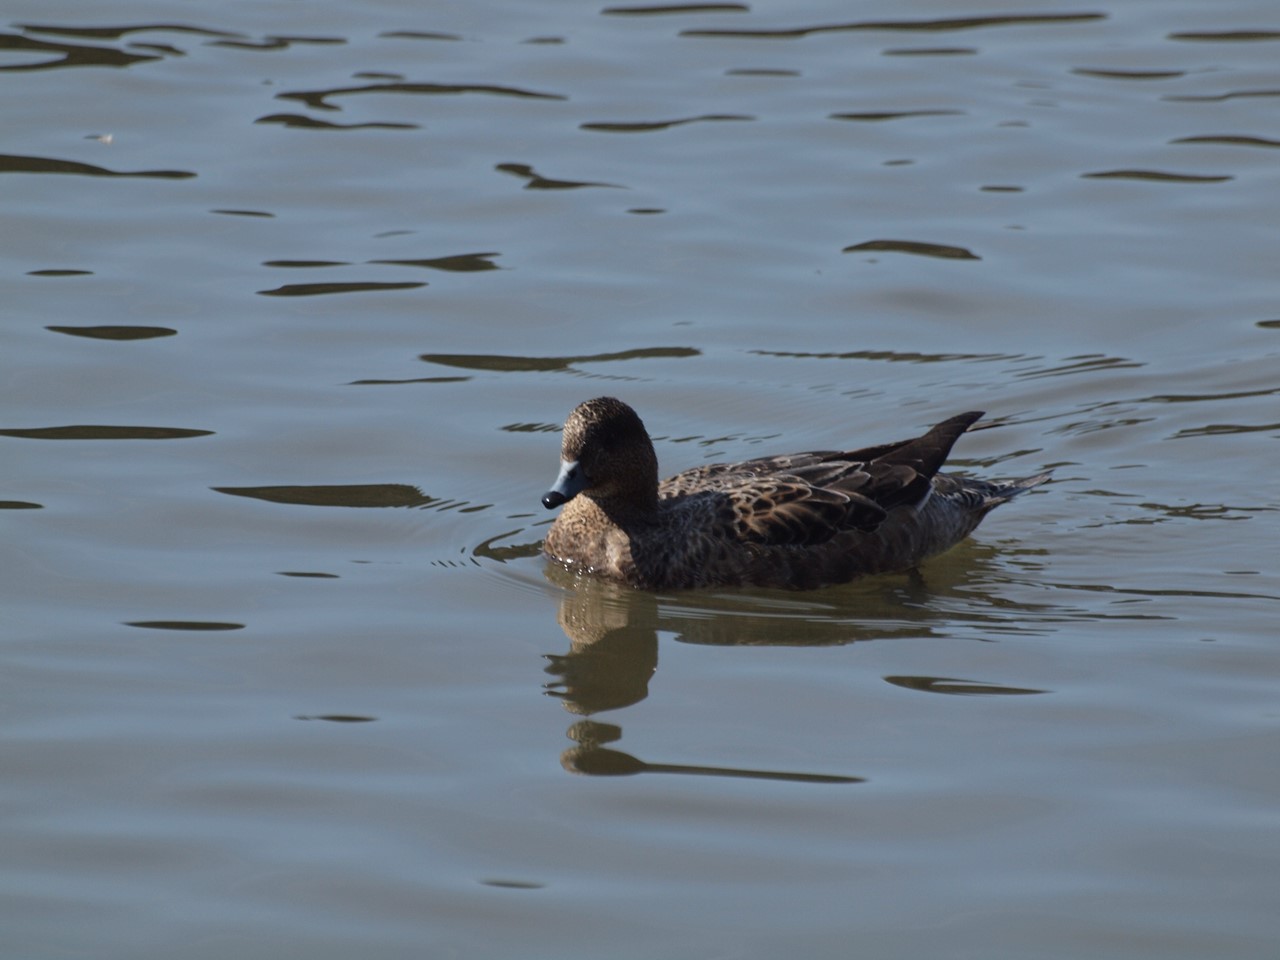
xmin=544 ymin=579 xmax=658 ymax=715
xmin=560 ymin=720 xmax=861 ymax=784
xmin=543 ymin=574 xmax=865 ymax=784
xmin=540 ymin=539 xmax=1054 ymax=783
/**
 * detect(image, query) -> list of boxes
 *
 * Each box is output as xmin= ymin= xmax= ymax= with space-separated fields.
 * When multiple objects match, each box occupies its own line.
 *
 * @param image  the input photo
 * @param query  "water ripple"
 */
xmin=16 ymin=22 xmax=240 ymax=40
xmin=843 ymin=239 xmax=981 ymax=260
xmin=262 ymin=259 xmax=349 ymax=269
xmin=421 ymin=347 xmax=699 ymax=372
xmin=0 ymin=153 xmax=194 ymax=179
xmin=5 ymin=22 xmax=245 ymax=72
xmin=603 ymin=4 xmax=749 ymax=15
xmin=256 ymin=281 xmax=425 ymax=297
xmin=378 ymin=30 xmax=463 ymax=42
xmin=0 ymin=425 xmax=211 ymax=440
xmin=45 ymin=325 xmax=176 ymax=340
xmin=254 ymin=113 xmax=417 ymax=131
xmin=751 ymin=348 xmax=1015 ymax=363
xmin=212 ymin=484 xmax=456 ymax=509
xmin=209 ymin=35 xmax=345 ymax=52
xmin=124 ymin=620 xmax=244 ymax=631
xmin=1172 ymin=421 xmax=1280 ymax=439
xmin=1168 ymin=29 xmax=1280 ymax=42
xmin=348 ymin=376 xmax=471 ymax=386
xmin=680 ymin=12 xmax=1106 ymax=39
xmin=883 ymin=47 xmax=976 ymax=56
xmin=276 ymin=81 xmax=566 ymax=112
xmin=0 ymin=31 xmax=158 ymax=70
xmin=724 ymin=67 xmax=801 ymax=76
xmin=1080 ymin=169 xmax=1232 ymax=183
xmin=884 ymin=676 xmax=1048 ymax=696
xmin=1164 ymin=88 xmax=1280 ymax=104
xmin=830 ymin=109 xmax=963 ymax=121
xmin=368 ymin=253 xmax=500 ymax=272
xmin=495 ymin=162 xmax=622 ymax=190
xmin=1072 ymin=68 xmax=1186 ymax=80
xmin=1013 ymin=355 xmax=1143 ymax=379
xmin=580 ymin=114 xmax=753 ymax=133
xmin=1171 ymin=134 xmax=1280 ymax=148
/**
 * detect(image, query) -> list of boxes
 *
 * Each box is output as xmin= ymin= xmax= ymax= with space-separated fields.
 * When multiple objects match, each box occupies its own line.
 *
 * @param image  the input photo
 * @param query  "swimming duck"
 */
xmin=541 ymin=397 xmax=1048 ymax=590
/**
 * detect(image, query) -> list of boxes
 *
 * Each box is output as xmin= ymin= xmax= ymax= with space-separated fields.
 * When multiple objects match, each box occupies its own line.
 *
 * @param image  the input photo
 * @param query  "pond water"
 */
xmin=3 ymin=1 xmax=1278 ymax=957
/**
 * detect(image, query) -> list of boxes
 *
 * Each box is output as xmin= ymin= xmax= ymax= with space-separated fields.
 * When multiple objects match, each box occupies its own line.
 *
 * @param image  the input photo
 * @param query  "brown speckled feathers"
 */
xmin=541 ymin=398 xmax=1048 ymax=590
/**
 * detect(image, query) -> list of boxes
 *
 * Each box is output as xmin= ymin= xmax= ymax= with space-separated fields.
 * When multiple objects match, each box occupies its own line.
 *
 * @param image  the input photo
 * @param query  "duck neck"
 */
xmin=591 ymin=490 xmax=657 ymax=527
xmin=590 ymin=446 xmax=659 ymax=524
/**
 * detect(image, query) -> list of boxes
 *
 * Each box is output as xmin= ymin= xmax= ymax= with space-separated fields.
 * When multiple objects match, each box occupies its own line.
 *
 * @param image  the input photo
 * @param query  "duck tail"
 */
xmin=876 ymin=411 xmax=986 ymax=479
xmin=983 ymin=470 xmax=1052 ymax=507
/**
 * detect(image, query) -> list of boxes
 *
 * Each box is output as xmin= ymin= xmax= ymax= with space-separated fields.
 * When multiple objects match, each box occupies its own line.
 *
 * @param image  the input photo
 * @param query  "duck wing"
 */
xmin=659 ymin=411 xmax=985 ymax=548
xmin=729 ymin=474 xmax=888 ymax=545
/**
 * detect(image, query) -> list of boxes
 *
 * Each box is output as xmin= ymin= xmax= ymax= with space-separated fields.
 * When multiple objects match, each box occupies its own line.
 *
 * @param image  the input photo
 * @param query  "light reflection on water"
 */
xmin=4 ymin=1 xmax=1280 ymax=957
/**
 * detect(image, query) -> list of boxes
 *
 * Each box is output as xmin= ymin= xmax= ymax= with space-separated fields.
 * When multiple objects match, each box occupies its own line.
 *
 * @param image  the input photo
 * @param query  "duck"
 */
xmin=540 ymin=397 xmax=1049 ymax=590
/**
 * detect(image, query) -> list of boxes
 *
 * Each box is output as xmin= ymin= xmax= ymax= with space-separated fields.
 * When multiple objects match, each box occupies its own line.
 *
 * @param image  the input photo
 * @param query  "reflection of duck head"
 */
xmin=559 ymin=719 xmax=861 ymax=784
xmin=543 ymin=576 xmax=659 ymax=715
xmin=559 ymin=720 xmax=641 ymax=775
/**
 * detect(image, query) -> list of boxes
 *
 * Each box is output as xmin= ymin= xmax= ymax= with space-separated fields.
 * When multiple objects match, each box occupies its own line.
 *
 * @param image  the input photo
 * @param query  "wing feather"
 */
xmin=656 ymin=412 xmax=986 ymax=549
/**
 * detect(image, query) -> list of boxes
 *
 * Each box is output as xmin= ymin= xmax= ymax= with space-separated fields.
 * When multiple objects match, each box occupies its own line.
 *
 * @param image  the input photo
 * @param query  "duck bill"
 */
xmin=542 ymin=459 xmax=586 ymax=509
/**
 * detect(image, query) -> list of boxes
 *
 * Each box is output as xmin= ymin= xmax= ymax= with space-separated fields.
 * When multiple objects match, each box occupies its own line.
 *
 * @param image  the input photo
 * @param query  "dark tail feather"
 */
xmin=875 ymin=411 xmax=985 ymax=479
xmin=857 ymin=411 xmax=985 ymax=509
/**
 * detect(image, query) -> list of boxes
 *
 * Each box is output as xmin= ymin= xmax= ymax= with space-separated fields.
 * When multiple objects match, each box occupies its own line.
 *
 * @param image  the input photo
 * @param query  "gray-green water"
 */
xmin=4 ymin=2 xmax=1278 ymax=957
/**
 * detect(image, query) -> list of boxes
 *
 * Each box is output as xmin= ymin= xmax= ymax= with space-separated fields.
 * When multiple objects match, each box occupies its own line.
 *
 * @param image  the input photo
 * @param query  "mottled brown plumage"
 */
xmin=541 ymin=397 xmax=1048 ymax=590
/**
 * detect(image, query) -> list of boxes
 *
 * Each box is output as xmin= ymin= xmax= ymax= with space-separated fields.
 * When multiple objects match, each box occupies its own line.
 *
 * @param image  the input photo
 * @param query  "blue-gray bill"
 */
xmin=542 ymin=458 xmax=585 ymax=509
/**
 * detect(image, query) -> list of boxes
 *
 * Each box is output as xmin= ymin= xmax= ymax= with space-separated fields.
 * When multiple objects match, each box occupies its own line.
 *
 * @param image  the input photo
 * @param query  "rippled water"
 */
xmin=4 ymin=2 xmax=1279 ymax=957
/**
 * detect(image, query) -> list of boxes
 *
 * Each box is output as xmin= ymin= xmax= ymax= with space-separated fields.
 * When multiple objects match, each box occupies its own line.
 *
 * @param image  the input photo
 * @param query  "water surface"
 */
xmin=3 ymin=1 xmax=1279 ymax=957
